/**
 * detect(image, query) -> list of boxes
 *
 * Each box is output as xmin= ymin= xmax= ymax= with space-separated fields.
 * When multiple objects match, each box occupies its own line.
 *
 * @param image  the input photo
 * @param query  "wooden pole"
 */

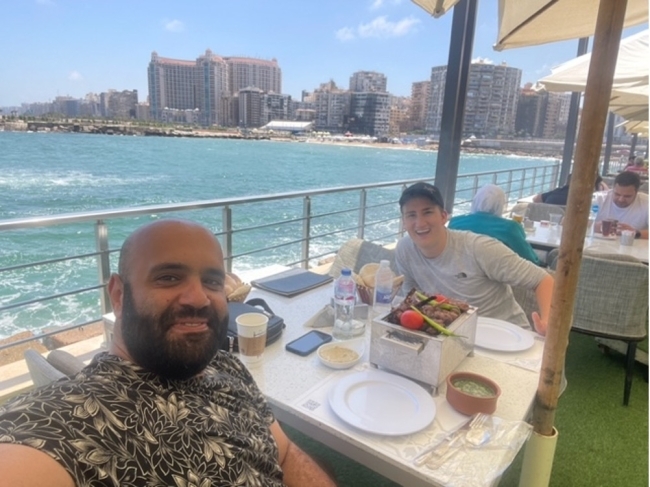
xmin=531 ymin=0 xmax=628 ymax=436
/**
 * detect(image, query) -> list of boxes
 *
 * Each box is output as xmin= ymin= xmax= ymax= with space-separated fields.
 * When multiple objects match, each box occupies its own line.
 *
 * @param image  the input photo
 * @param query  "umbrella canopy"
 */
xmin=412 ymin=0 xmax=648 ymax=44
xmin=539 ymin=31 xmax=648 ymax=133
xmin=495 ymin=0 xmax=648 ymax=50
xmin=411 ymin=0 xmax=459 ymax=18
xmin=539 ymin=30 xmax=648 ymax=92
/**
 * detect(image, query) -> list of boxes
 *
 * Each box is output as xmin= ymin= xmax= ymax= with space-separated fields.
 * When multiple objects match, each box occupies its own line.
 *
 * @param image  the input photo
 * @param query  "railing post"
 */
xmin=95 ymin=220 xmax=111 ymax=315
xmin=302 ymin=196 xmax=311 ymax=269
xmin=506 ymin=170 xmax=513 ymax=198
xmin=358 ymin=189 xmax=367 ymax=239
xmin=222 ymin=206 xmax=233 ymax=273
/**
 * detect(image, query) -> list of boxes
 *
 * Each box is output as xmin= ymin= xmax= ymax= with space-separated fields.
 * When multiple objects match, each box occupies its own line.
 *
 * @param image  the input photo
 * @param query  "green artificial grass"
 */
xmin=285 ymin=333 xmax=648 ymax=487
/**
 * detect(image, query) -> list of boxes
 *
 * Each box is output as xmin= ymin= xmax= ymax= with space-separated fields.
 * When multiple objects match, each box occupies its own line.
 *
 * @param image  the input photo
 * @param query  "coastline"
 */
xmin=3 ymin=120 xmax=568 ymax=158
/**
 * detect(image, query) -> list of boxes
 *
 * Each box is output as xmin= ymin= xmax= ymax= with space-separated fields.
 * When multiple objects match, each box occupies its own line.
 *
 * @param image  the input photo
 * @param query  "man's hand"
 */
xmin=532 ymin=311 xmax=547 ymax=336
xmin=270 ymin=421 xmax=336 ymax=487
xmin=616 ymin=222 xmax=636 ymax=233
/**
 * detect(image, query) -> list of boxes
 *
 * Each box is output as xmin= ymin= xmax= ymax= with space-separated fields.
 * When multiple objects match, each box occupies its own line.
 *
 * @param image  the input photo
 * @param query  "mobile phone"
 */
xmin=285 ymin=330 xmax=333 ymax=356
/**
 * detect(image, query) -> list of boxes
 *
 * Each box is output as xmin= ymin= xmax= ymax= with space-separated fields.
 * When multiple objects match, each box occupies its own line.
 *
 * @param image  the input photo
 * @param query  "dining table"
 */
xmin=525 ymin=221 xmax=649 ymax=263
xmin=102 ymin=265 xmax=544 ymax=487
xmin=233 ymin=266 xmax=545 ymax=487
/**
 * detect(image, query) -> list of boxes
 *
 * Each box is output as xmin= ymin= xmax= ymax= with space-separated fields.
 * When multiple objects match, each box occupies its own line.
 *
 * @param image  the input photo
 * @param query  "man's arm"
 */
xmin=532 ymin=193 xmax=543 ymax=203
xmin=0 ymin=444 xmax=75 ymax=487
xmin=270 ymin=421 xmax=336 ymax=487
xmin=531 ymin=274 xmax=554 ymax=336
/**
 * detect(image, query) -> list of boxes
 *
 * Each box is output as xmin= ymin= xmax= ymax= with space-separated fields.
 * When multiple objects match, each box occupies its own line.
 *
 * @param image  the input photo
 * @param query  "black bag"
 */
xmin=225 ymin=298 xmax=285 ymax=353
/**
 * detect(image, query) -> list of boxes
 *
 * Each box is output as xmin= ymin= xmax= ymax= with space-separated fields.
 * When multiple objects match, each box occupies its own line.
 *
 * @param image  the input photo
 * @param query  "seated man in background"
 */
xmin=448 ymin=184 xmax=540 ymax=264
xmin=532 ymin=174 xmax=606 ymax=205
xmin=0 ymin=219 xmax=335 ymax=487
xmin=396 ymin=182 xmax=554 ymax=335
xmin=595 ymin=171 xmax=649 ymax=239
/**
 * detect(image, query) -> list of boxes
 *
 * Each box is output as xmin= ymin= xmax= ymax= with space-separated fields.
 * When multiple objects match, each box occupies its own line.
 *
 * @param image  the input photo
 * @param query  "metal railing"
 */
xmin=0 ymin=162 xmax=559 ymax=353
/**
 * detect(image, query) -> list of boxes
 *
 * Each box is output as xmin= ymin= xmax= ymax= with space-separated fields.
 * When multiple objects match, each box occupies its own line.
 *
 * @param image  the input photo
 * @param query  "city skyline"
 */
xmin=3 ymin=0 xmax=645 ymax=108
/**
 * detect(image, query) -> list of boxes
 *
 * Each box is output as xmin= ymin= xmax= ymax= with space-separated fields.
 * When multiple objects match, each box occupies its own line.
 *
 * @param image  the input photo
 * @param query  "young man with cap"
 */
xmin=595 ymin=171 xmax=648 ymax=239
xmin=395 ymin=182 xmax=554 ymax=335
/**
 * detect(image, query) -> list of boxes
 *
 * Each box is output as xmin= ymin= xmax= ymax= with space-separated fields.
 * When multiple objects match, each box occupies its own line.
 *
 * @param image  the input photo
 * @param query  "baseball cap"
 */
xmin=399 ymin=182 xmax=445 ymax=210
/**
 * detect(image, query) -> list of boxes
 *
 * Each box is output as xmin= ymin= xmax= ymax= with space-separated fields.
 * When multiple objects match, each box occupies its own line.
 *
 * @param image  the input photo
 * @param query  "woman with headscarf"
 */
xmin=448 ymin=184 xmax=540 ymax=264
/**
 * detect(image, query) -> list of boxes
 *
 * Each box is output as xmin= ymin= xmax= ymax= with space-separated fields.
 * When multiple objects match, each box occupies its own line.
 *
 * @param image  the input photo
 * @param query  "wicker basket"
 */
xmin=357 ymin=282 xmax=402 ymax=305
xmin=227 ymin=283 xmax=252 ymax=303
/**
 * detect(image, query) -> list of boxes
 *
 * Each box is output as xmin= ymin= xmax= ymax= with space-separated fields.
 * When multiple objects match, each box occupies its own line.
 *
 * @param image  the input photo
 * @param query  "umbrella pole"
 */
xmin=519 ymin=0 xmax=628 ymax=485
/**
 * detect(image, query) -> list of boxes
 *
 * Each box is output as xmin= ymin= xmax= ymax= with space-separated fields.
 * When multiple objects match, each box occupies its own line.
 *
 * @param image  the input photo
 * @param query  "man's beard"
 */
xmin=120 ymin=283 xmax=229 ymax=380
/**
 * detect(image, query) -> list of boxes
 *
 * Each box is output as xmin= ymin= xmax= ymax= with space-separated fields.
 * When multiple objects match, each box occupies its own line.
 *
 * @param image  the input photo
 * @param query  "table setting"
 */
xmin=234 ymin=266 xmax=543 ymax=487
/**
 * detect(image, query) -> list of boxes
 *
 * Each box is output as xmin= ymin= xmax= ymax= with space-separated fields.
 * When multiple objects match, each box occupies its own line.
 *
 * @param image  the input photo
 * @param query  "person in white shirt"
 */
xmin=595 ymin=171 xmax=648 ymax=239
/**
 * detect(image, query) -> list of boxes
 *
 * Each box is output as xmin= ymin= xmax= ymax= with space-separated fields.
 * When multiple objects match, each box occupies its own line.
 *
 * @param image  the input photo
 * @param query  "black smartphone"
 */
xmin=285 ymin=330 xmax=333 ymax=356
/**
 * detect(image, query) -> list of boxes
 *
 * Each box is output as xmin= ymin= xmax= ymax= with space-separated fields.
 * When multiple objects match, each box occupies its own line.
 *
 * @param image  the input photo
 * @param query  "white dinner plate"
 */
xmin=328 ymin=369 xmax=436 ymax=436
xmin=475 ymin=317 xmax=535 ymax=352
xmin=592 ymin=234 xmax=617 ymax=240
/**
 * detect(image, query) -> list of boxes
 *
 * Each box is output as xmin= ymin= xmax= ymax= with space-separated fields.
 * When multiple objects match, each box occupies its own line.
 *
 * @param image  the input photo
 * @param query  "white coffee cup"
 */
xmin=236 ymin=313 xmax=268 ymax=366
xmin=620 ymin=229 xmax=635 ymax=246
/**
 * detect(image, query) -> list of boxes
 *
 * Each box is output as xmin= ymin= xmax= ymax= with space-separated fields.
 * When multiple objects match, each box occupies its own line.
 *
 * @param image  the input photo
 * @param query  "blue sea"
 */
xmin=0 ymin=131 xmax=557 ymax=338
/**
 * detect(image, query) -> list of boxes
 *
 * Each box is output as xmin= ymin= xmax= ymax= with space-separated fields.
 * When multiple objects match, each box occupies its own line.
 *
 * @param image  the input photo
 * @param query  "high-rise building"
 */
xmin=349 ymin=71 xmax=387 ymax=93
xmin=515 ymin=84 xmax=572 ymax=139
xmin=313 ymin=81 xmax=351 ymax=133
xmin=100 ymin=89 xmax=138 ymax=119
xmin=426 ymin=61 xmax=521 ymax=137
xmin=409 ymin=81 xmax=430 ymax=131
xmin=349 ymin=92 xmax=390 ymax=136
xmin=225 ymin=57 xmax=282 ymax=95
xmin=147 ymin=51 xmax=281 ymax=127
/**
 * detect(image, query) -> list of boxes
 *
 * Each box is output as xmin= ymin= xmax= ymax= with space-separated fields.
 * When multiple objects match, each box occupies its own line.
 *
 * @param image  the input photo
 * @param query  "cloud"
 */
xmin=68 ymin=71 xmax=83 ymax=81
xmin=337 ymin=15 xmax=419 ymax=41
xmin=358 ymin=16 xmax=419 ymax=38
xmin=472 ymin=57 xmax=494 ymax=65
xmin=335 ymin=27 xmax=356 ymax=42
xmin=370 ymin=0 xmax=403 ymax=9
xmin=164 ymin=19 xmax=185 ymax=33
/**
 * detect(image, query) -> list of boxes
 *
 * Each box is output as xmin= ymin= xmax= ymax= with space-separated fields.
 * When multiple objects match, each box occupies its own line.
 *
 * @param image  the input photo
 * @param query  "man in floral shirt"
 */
xmin=0 ymin=219 xmax=336 ymax=487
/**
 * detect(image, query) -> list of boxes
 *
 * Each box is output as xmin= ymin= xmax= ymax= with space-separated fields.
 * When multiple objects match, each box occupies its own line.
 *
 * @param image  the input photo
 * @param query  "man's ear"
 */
xmin=108 ymin=273 xmax=124 ymax=319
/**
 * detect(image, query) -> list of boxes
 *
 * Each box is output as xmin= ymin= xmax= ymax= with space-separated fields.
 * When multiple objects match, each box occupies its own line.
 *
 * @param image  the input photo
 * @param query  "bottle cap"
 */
xmin=341 ymin=268 xmax=352 ymax=276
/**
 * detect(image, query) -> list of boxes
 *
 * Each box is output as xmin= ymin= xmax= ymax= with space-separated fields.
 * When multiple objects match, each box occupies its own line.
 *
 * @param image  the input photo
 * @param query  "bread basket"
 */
xmin=353 ymin=263 xmax=404 ymax=305
xmin=225 ymin=272 xmax=251 ymax=303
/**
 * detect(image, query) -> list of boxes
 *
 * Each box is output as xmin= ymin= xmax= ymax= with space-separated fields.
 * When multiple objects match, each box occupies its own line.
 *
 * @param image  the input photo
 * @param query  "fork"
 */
xmin=413 ymin=414 xmax=487 ymax=467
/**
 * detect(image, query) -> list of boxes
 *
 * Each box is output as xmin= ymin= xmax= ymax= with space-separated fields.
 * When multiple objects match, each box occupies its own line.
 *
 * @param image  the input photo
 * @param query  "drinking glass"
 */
xmin=601 ymin=219 xmax=618 ymax=237
xmin=549 ymin=213 xmax=562 ymax=228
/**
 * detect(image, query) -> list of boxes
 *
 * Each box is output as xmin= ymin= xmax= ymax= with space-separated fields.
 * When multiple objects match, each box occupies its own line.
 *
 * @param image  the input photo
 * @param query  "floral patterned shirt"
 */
xmin=0 ymin=351 xmax=284 ymax=487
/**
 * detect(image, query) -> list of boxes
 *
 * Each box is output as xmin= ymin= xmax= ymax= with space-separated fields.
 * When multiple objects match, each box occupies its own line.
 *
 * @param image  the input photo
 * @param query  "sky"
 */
xmin=1 ymin=0 xmax=646 ymax=107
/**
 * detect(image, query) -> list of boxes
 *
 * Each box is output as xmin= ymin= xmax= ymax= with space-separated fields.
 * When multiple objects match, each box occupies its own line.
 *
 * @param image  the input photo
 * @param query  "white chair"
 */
xmin=24 ymin=349 xmax=86 ymax=388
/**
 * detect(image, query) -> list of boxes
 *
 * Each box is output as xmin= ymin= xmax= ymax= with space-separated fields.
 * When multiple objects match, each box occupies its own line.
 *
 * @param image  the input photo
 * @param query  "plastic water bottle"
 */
xmin=589 ymin=194 xmax=599 ymax=238
xmin=333 ymin=268 xmax=358 ymax=339
xmin=373 ymin=260 xmax=394 ymax=320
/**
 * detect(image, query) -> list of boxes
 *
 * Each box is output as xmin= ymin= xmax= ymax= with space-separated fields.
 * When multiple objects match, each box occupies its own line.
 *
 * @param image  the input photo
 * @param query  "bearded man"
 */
xmin=0 ymin=219 xmax=335 ymax=487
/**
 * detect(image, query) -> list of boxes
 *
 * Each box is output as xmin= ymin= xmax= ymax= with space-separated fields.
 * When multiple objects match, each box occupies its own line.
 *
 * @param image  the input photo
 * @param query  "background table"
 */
xmin=526 ymin=222 xmax=648 ymax=263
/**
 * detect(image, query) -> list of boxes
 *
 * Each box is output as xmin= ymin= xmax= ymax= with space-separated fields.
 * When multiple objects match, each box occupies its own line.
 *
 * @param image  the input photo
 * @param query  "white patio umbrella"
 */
xmin=411 ymin=1 xmax=648 ymax=486
xmin=494 ymin=0 xmax=647 ymax=50
xmin=538 ymin=30 xmax=648 ymax=92
xmin=539 ymin=30 xmax=649 ymax=133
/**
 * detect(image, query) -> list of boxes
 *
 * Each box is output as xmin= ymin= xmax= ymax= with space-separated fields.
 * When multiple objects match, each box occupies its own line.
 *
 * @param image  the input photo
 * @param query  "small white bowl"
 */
xmin=317 ymin=340 xmax=365 ymax=370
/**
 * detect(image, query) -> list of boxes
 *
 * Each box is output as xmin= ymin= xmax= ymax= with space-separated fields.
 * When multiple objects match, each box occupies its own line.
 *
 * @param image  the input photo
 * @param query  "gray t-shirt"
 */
xmin=395 ymin=230 xmax=549 ymax=326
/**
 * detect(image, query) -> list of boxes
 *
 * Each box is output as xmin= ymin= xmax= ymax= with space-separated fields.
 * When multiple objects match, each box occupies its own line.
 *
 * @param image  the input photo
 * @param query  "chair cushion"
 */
xmin=47 ymin=349 xmax=86 ymax=377
xmin=24 ymin=349 xmax=66 ymax=388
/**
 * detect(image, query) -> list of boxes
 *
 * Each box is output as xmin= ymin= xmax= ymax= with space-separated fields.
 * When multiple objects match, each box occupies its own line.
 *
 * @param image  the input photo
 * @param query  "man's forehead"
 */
xmin=614 ymin=184 xmax=637 ymax=195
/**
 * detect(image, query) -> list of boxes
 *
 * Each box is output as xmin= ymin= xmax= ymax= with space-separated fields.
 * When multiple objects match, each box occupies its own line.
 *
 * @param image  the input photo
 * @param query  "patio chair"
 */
xmin=24 ymin=349 xmax=85 ymax=388
xmin=552 ymin=253 xmax=648 ymax=406
xmin=524 ymin=202 xmax=566 ymax=222
xmin=329 ymin=238 xmax=397 ymax=278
